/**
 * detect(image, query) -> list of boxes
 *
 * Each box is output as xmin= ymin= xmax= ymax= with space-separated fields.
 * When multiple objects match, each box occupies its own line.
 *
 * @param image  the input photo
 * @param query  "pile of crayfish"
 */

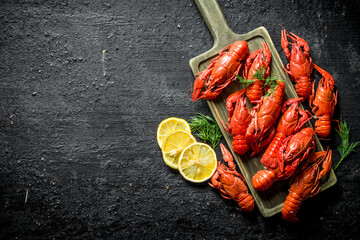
xmin=192 ymin=28 xmax=338 ymax=222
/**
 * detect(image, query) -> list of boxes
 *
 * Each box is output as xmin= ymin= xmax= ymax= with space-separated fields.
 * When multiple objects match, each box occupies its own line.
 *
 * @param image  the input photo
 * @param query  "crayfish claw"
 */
xmin=209 ymin=144 xmax=254 ymax=212
xmin=192 ymin=77 xmax=205 ymax=101
xmin=220 ymin=143 xmax=236 ymax=170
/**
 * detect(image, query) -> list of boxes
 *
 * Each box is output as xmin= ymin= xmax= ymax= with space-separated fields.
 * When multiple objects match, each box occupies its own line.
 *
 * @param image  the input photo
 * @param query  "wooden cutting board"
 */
xmin=189 ymin=0 xmax=337 ymax=217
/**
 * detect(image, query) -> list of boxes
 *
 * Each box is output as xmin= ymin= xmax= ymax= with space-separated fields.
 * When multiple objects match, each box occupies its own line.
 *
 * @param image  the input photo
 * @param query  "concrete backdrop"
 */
xmin=1 ymin=0 xmax=359 ymax=239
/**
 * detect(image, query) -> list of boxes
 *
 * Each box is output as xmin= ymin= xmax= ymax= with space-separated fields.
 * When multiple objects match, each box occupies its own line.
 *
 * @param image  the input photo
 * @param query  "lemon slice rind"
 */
xmin=162 ymin=130 xmax=196 ymax=170
xmin=178 ymin=142 xmax=217 ymax=183
xmin=157 ymin=117 xmax=191 ymax=149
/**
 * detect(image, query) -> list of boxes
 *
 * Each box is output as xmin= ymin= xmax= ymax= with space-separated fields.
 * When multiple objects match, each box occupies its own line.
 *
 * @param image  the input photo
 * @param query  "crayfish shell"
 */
xmin=282 ymin=191 xmax=302 ymax=222
xmin=252 ymin=170 xmax=276 ymax=191
xmin=237 ymin=192 xmax=255 ymax=212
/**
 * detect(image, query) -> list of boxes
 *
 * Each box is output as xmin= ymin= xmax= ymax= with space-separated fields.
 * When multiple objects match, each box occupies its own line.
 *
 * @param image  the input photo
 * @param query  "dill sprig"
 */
xmin=264 ymin=74 xmax=278 ymax=87
xmin=264 ymin=75 xmax=283 ymax=97
xmin=236 ymin=74 xmax=255 ymax=86
xmin=237 ymin=67 xmax=282 ymax=97
xmin=254 ymin=67 xmax=266 ymax=80
xmin=334 ymin=117 xmax=360 ymax=170
xmin=188 ymin=113 xmax=223 ymax=149
xmin=237 ymin=67 xmax=266 ymax=86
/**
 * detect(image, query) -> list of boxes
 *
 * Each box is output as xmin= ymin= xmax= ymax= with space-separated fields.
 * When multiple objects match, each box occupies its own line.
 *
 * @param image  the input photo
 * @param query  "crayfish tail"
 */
xmin=261 ymin=133 xmax=284 ymax=169
xmin=282 ymin=191 xmax=302 ymax=222
xmin=315 ymin=115 xmax=332 ymax=138
xmin=237 ymin=192 xmax=255 ymax=212
xmin=232 ymin=135 xmax=249 ymax=155
xmin=295 ymin=77 xmax=312 ymax=100
xmin=246 ymin=80 xmax=265 ymax=104
xmin=271 ymin=81 xmax=286 ymax=103
xmin=260 ymin=154 xmax=278 ymax=169
xmin=252 ymin=170 xmax=276 ymax=191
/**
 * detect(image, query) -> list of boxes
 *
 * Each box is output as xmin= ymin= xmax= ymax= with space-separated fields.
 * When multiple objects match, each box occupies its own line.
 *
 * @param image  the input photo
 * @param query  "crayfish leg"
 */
xmin=220 ymin=118 xmax=231 ymax=134
xmin=220 ymin=191 xmax=232 ymax=200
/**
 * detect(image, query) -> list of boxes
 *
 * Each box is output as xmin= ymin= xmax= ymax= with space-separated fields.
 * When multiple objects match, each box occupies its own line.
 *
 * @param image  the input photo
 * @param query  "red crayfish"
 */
xmin=309 ymin=64 xmax=339 ymax=138
xmin=252 ymin=127 xmax=316 ymax=191
xmin=209 ymin=143 xmax=255 ymax=212
xmin=221 ymin=89 xmax=251 ymax=155
xmin=192 ymin=41 xmax=249 ymax=101
xmin=246 ymin=80 xmax=285 ymax=156
xmin=282 ymin=149 xmax=332 ymax=222
xmin=281 ymin=28 xmax=313 ymax=100
xmin=243 ymin=41 xmax=272 ymax=104
xmin=260 ymin=98 xmax=312 ymax=170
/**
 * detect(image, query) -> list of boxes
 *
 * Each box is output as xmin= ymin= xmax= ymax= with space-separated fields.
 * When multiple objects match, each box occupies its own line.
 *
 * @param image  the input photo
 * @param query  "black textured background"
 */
xmin=1 ymin=0 xmax=360 ymax=239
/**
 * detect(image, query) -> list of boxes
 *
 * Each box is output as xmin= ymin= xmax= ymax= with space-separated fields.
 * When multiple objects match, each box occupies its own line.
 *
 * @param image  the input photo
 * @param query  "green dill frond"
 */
xmin=236 ymin=74 xmax=255 ymax=86
xmin=334 ymin=117 xmax=360 ymax=170
xmin=189 ymin=113 xmax=223 ymax=149
xmin=253 ymin=67 xmax=266 ymax=80
xmin=263 ymin=74 xmax=283 ymax=97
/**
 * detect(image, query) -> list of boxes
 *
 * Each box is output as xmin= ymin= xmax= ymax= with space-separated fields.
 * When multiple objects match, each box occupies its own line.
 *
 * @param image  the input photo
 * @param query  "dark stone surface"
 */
xmin=0 ymin=0 xmax=359 ymax=239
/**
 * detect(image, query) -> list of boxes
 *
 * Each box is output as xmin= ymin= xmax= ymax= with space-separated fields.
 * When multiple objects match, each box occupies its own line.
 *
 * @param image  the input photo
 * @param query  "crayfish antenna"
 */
xmin=279 ymin=24 xmax=286 ymax=30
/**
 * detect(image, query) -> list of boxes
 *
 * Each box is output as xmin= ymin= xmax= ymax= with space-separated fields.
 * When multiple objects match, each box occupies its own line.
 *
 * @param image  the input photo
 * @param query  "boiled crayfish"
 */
xmin=246 ymin=80 xmax=285 ymax=156
xmin=278 ymin=127 xmax=316 ymax=178
xmin=281 ymin=28 xmax=313 ymax=100
xmin=282 ymin=149 xmax=332 ymax=222
xmin=260 ymin=98 xmax=312 ymax=169
xmin=309 ymin=64 xmax=339 ymax=138
xmin=222 ymin=89 xmax=251 ymax=155
xmin=243 ymin=41 xmax=272 ymax=104
xmin=209 ymin=143 xmax=255 ymax=212
xmin=252 ymin=127 xmax=316 ymax=191
xmin=192 ymin=41 xmax=249 ymax=101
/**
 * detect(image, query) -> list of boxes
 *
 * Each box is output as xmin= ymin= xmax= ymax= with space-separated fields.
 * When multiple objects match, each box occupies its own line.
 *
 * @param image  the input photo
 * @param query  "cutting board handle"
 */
xmin=195 ymin=0 xmax=235 ymax=48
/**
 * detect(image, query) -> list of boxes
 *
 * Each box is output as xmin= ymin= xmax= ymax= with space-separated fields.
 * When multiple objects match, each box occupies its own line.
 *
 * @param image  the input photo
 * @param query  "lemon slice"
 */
xmin=162 ymin=130 xmax=196 ymax=169
xmin=178 ymin=143 xmax=217 ymax=183
xmin=157 ymin=117 xmax=191 ymax=149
